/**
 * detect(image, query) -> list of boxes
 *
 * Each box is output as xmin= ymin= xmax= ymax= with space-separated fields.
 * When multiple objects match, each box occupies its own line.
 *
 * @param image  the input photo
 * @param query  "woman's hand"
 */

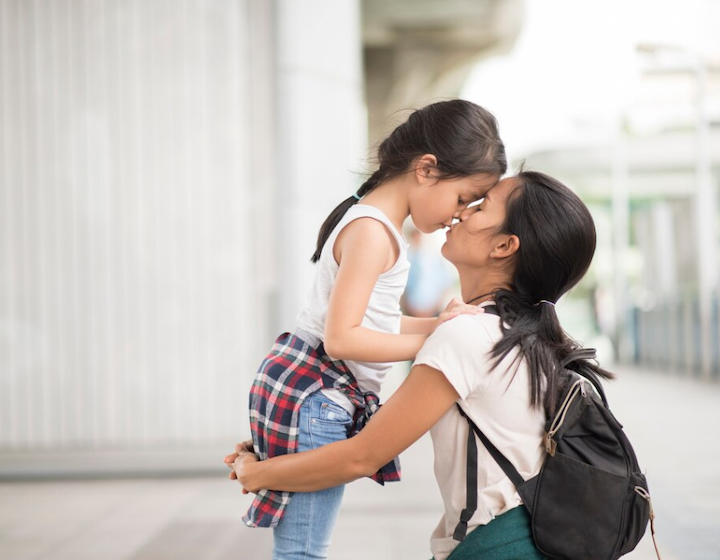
xmin=224 ymin=440 xmax=258 ymax=494
xmin=432 ymin=297 xmax=483 ymax=333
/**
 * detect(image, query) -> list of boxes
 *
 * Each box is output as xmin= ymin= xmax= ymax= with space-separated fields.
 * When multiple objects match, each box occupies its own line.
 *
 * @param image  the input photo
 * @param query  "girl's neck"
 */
xmin=357 ymin=176 xmax=411 ymax=233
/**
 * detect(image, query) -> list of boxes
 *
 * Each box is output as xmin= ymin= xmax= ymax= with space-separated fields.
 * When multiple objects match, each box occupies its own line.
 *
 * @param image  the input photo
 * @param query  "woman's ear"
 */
xmin=490 ymin=234 xmax=520 ymax=260
xmin=414 ymin=154 xmax=438 ymax=186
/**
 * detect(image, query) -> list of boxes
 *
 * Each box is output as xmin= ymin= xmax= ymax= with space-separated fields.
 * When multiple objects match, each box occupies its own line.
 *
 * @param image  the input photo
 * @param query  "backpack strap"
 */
xmin=560 ymin=349 xmax=609 ymax=407
xmin=452 ymin=407 xmax=478 ymax=541
xmin=453 ymin=404 xmax=526 ymax=542
xmin=456 ymin=405 xmax=525 ymax=487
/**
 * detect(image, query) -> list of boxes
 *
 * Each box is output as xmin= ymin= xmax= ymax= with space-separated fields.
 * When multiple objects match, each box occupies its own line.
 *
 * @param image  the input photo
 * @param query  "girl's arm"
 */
xmin=323 ymin=218 xmax=429 ymax=362
xmin=400 ymin=316 xmax=437 ymax=335
xmin=323 ymin=219 xmax=478 ymax=362
xmin=232 ymin=364 xmax=459 ymax=493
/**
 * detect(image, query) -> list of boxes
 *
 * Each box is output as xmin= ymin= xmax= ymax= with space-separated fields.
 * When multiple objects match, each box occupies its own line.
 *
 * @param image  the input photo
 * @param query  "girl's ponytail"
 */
xmin=310 ymin=169 xmax=386 ymax=263
xmin=310 ymin=99 xmax=507 ymax=262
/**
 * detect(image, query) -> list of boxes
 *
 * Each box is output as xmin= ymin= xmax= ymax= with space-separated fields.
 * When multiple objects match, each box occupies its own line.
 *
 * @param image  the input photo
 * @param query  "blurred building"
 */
xmin=523 ymin=46 xmax=720 ymax=380
xmin=2 ymin=0 xmax=717 ymax=477
xmin=0 ymin=0 xmax=525 ymax=473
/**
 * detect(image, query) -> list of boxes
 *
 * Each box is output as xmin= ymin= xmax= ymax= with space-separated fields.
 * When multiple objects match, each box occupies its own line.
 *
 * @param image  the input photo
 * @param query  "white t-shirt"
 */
xmin=413 ymin=306 xmax=546 ymax=560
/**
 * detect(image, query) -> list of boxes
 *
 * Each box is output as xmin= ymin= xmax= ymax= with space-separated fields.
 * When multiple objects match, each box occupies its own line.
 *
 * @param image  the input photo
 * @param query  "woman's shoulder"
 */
xmin=434 ymin=312 xmax=500 ymax=342
xmin=424 ymin=314 xmax=500 ymax=359
xmin=415 ymin=314 xmax=501 ymax=399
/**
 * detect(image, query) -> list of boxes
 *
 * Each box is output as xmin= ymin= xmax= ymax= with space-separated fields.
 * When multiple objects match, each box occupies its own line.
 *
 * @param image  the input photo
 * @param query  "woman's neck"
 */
xmin=457 ymin=266 xmax=512 ymax=304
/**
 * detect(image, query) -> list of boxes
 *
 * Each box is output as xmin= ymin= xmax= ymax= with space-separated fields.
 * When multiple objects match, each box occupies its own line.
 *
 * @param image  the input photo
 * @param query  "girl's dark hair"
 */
xmin=311 ymin=99 xmax=507 ymax=262
xmin=491 ymin=170 xmax=612 ymax=416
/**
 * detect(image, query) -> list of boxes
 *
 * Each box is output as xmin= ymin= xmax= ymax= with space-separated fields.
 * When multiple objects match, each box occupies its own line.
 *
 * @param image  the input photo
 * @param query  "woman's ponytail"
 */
xmin=489 ymin=171 xmax=612 ymax=417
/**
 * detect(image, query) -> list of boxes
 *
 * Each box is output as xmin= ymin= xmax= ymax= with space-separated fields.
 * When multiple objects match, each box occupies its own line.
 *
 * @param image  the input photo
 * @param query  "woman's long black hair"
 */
xmin=491 ymin=170 xmax=612 ymax=417
xmin=311 ymin=99 xmax=507 ymax=262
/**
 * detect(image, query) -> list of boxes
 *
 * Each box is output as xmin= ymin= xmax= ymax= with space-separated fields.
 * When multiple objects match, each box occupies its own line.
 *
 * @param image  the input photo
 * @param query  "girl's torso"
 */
xmin=296 ymin=204 xmax=410 ymax=411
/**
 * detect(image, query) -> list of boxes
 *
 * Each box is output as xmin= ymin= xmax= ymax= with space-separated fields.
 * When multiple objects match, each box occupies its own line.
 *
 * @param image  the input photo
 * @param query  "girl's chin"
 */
xmin=417 ymin=224 xmax=439 ymax=234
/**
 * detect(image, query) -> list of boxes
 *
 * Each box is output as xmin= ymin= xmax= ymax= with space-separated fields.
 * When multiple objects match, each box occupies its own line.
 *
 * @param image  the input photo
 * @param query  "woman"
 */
xmin=226 ymin=170 xmax=609 ymax=560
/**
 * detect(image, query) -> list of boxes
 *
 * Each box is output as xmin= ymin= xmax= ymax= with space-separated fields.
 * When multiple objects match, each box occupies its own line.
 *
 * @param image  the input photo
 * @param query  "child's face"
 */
xmin=410 ymin=172 xmax=498 ymax=234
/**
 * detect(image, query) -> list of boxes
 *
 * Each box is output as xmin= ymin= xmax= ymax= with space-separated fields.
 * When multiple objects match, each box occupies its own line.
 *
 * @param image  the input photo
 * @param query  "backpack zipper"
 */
xmin=544 ymin=378 xmax=585 ymax=457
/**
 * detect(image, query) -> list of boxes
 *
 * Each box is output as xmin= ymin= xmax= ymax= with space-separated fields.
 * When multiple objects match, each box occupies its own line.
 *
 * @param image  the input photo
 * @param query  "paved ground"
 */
xmin=1 ymin=365 xmax=719 ymax=559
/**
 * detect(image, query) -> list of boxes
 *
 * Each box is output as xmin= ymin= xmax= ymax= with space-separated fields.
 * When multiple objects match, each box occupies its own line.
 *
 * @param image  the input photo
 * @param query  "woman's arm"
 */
xmin=232 ymin=364 xmax=459 ymax=493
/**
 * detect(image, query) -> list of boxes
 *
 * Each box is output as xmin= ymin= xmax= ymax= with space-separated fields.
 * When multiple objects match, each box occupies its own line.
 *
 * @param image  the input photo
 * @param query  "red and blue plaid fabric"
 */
xmin=243 ymin=331 xmax=402 ymax=528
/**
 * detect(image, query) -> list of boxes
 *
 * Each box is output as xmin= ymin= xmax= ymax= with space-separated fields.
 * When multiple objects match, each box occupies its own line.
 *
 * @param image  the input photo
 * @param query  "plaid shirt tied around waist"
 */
xmin=243 ymin=332 xmax=402 ymax=528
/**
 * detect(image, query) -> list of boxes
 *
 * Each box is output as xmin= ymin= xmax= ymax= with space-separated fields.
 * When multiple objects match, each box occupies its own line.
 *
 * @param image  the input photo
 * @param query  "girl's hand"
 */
xmin=432 ymin=298 xmax=484 ymax=333
xmin=224 ymin=441 xmax=257 ymax=494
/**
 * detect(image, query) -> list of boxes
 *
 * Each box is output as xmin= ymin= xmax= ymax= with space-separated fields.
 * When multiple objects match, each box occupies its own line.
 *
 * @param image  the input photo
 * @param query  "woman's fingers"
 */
xmin=223 ymin=441 xmax=259 ymax=494
xmin=224 ymin=440 xmax=252 ymax=468
xmin=441 ymin=297 xmax=464 ymax=312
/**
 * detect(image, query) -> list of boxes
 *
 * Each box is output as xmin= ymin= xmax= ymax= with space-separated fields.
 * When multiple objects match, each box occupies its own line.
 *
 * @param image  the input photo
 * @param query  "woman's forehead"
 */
xmin=487 ymin=176 xmax=519 ymax=200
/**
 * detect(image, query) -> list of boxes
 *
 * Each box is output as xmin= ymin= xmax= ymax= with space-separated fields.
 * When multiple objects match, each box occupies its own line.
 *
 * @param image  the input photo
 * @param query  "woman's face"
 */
xmin=440 ymin=177 xmax=519 ymax=267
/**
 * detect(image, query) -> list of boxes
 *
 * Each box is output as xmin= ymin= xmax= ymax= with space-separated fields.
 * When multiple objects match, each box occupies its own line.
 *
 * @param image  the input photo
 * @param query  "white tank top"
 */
xmin=296 ymin=204 xmax=410 ymax=412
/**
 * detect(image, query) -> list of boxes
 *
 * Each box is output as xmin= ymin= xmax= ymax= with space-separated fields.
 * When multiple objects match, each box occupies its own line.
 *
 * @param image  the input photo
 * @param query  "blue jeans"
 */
xmin=272 ymin=391 xmax=353 ymax=560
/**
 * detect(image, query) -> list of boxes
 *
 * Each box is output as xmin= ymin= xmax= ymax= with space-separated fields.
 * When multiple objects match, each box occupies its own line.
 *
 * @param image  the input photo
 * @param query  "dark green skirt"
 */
xmin=443 ymin=507 xmax=547 ymax=560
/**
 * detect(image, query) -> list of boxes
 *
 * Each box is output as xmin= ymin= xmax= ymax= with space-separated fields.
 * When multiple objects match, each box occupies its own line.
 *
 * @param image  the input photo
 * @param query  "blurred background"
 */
xmin=1 ymin=1 xmax=719 ymax=559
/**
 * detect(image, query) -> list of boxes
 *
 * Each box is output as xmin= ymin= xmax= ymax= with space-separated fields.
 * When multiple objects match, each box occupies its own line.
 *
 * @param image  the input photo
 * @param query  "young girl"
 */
xmin=244 ymin=99 xmax=507 ymax=560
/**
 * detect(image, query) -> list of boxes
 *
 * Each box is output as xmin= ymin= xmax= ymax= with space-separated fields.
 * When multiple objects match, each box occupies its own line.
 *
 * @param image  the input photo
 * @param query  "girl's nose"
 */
xmin=457 ymin=206 xmax=477 ymax=222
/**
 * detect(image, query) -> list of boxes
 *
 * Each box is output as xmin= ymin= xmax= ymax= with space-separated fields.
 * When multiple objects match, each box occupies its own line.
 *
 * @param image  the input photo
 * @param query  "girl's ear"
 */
xmin=414 ymin=154 xmax=438 ymax=186
xmin=490 ymin=234 xmax=520 ymax=260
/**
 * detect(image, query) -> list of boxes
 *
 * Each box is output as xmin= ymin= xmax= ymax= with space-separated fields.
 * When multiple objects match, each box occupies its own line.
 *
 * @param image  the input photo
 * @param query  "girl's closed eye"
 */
xmin=467 ymin=197 xmax=485 ymax=209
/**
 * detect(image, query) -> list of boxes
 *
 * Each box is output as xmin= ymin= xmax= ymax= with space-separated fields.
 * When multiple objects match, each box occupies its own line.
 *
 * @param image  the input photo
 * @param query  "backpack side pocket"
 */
xmin=617 ymin=473 xmax=652 ymax=555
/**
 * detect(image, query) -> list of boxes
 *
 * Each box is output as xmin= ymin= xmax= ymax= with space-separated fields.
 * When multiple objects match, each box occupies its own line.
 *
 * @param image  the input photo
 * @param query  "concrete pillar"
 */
xmin=274 ymin=0 xmax=365 ymax=331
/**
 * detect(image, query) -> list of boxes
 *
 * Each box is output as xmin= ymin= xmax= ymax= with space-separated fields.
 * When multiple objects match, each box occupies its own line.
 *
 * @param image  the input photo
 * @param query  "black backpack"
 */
xmin=453 ymin=348 xmax=660 ymax=560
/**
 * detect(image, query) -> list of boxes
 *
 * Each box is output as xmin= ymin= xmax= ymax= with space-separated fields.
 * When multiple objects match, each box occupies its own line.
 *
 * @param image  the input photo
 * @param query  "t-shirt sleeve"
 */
xmin=413 ymin=315 xmax=496 ymax=399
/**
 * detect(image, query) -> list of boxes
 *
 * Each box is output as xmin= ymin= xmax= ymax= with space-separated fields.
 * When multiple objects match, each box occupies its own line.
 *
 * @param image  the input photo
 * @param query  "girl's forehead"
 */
xmin=464 ymin=172 xmax=500 ymax=187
